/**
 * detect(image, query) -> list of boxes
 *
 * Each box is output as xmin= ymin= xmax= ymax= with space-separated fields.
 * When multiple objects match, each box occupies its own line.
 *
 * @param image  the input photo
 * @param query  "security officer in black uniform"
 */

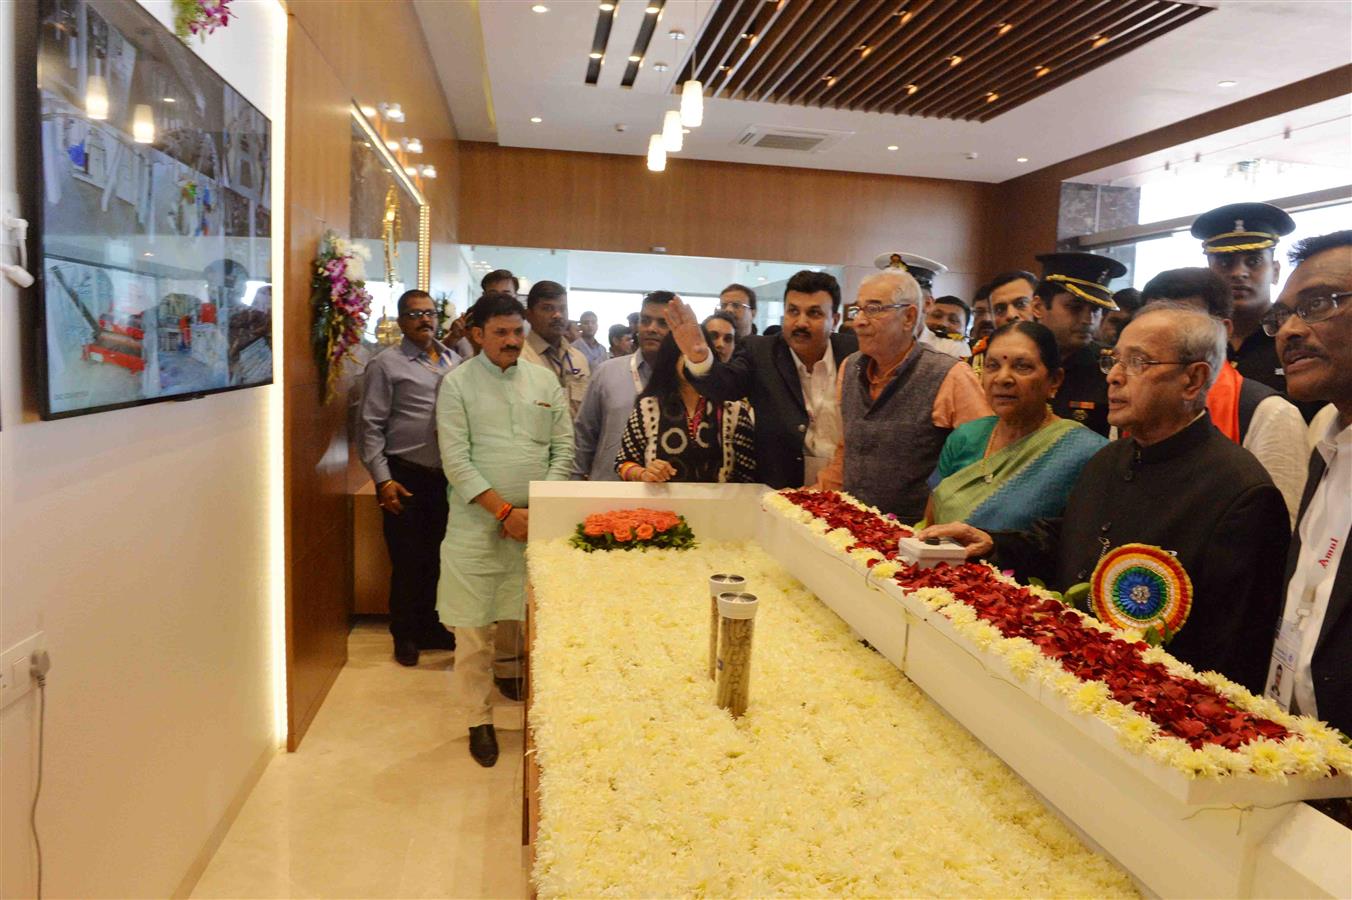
xmin=1029 ymin=251 xmax=1126 ymax=437
xmin=1190 ymin=202 xmax=1320 ymax=421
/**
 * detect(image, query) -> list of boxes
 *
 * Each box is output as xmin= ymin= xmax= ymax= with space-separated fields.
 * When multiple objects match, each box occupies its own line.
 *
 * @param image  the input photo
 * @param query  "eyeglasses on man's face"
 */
xmin=401 ymin=309 xmax=437 ymax=320
xmin=1260 ymin=291 xmax=1350 ymax=337
xmin=719 ymin=300 xmax=750 ymax=313
xmin=1098 ymin=349 xmax=1190 ymax=376
xmin=854 ymin=301 xmax=908 ymax=318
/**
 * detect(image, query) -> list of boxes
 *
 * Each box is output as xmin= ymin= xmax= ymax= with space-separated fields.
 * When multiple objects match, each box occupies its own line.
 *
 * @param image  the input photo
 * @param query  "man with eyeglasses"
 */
xmin=667 ymin=271 xmax=857 ymax=488
xmin=520 ymin=280 xmax=590 ymax=418
xmin=1193 ymin=202 xmax=1321 ymax=422
xmin=816 ymin=270 xmax=990 ymax=522
xmin=358 ymin=289 xmax=462 ymax=666
xmin=1031 ymin=252 xmax=1128 ymax=438
xmin=1264 ymin=230 xmax=1352 ymax=737
xmin=1140 ymin=267 xmax=1306 ymax=525
xmin=921 ymin=302 xmax=1290 ymax=692
xmin=875 ymin=251 xmax=970 ymax=359
xmin=718 ymin=283 xmax=758 ymax=339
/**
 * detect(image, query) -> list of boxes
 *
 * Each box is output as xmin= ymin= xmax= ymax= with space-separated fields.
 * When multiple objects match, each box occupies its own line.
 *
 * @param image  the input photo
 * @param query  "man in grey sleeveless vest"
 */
xmin=818 ymin=270 xmax=991 ymax=523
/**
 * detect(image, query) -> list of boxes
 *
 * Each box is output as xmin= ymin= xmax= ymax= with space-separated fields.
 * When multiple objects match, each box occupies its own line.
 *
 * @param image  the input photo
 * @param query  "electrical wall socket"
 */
xmin=0 ymin=632 xmax=47 ymax=709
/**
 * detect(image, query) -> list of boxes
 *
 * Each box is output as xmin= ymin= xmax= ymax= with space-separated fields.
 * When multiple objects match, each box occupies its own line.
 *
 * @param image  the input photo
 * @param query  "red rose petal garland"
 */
xmin=773 ymin=490 xmax=1352 ymax=777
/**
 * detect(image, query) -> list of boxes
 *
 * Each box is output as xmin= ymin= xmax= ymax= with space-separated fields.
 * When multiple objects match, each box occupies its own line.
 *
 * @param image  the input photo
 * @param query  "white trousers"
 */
xmin=452 ymin=621 xmax=525 ymax=727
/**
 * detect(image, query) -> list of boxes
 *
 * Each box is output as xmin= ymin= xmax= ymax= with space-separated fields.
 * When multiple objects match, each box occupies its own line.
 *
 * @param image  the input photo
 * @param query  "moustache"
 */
xmin=791 ymin=329 xmax=812 ymax=338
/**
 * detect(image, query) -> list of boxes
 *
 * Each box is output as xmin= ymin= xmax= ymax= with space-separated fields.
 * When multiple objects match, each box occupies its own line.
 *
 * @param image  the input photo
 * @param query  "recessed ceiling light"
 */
xmin=948 ymin=55 xmax=962 ymax=66
xmin=996 ymin=22 xmax=1012 ymax=35
xmin=359 ymin=104 xmax=376 ymax=117
xmin=756 ymin=276 xmax=767 ymax=282
xmin=985 ymin=91 xmax=999 ymax=103
xmin=1034 ymin=65 xmax=1051 ymax=78
xmin=668 ymin=28 xmax=686 ymax=39
xmin=404 ymin=166 xmax=417 ymax=176
xmin=905 ymin=83 xmax=919 ymax=95
xmin=530 ymin=116 xmax=543 ymax=123
xmin=718 ymin=64 xmax=730 ymax=72
xmin=1090 ymin=34 xmax=1109 ymax=48
xmin=599 ymin=1 xmax=615 ymax=10
xmin=385 ymin=139 xmax=400 ymax=151
xmin=887 ymin=145 xmax=899 ymax=151
xmin=589 ymin=51 xmax=603 ymax=59
xmin=629 ymin=54 xmax=642 ymax=62
xmin=822 ymin=73 xmax=834 ymax=81
xmin=143 ymin=251 xmax=153 ymax=257
xmin=654 ymin=62 xmax=669 ymax=72
xmin=531 ymin=3 xmax=548 ymax=12
xmin=163 ymin=97 xmax=176 ymax=103
xmin=1016 ymin=156 xmax=1029 ymax=163
xmin=1217 ymin=79 xmax=1237 ymax=87
xmin=741 ymin=32 xmax=756 ymax=40
xmin=645 ymin=4 xmax=660 ymax=13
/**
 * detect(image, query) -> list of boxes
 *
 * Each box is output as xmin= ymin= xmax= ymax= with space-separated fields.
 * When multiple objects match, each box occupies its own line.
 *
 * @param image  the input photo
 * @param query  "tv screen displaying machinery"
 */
xmin=35 ymin=0 xmax=272 ymax=418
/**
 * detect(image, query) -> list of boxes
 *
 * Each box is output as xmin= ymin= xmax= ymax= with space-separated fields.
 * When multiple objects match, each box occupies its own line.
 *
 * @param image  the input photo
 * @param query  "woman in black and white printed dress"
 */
xmin=615 ymin=332 xmax=756 ymax=483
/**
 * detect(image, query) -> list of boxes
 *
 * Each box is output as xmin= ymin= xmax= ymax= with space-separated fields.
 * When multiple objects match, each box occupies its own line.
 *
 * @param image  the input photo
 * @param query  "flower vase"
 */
xmin=715 ymin=592 xmax=758 ymax=717
xmin=708 ymin=575 xmax=745 ymax=680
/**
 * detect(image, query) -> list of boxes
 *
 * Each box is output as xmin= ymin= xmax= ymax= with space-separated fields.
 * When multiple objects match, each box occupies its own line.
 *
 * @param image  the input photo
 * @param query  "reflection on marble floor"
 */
xmin=191 ymin=620 xmax=529 ymax=899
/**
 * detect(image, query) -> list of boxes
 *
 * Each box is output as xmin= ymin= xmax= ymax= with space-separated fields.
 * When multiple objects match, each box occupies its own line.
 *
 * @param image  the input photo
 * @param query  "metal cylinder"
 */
xmin=715 ymin=591 xmax=759 ymax=718
xmin=708 ymin=574 xmax=745 ymax=680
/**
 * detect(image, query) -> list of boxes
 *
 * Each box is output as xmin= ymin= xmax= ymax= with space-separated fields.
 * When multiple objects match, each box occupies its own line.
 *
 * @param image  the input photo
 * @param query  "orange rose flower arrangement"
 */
xmin=570 ymin=508 xmax=695 ymax=552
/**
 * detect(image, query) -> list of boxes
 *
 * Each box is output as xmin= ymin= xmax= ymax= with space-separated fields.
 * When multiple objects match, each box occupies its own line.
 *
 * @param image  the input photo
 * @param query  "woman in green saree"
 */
xmin=926 ymin=322 xmax=1107 ymax=531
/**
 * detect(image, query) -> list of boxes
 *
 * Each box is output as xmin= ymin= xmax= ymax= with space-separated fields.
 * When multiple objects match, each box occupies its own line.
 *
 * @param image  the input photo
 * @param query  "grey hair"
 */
xmin=860 ymin=271 xmax=921 ymax=308
xmin=1135 ymin=300 xmax=1227 ymax=398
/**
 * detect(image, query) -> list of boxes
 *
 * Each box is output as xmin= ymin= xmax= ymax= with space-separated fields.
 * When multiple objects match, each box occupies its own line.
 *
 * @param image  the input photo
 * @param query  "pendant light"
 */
xmin=661 ymin=109 xmax=683 ymax=152
xmin=646 ymin=134 xmax=667 ymax=172
xmin=680 ymin=79 xmax=703 ymax=128
xmin=132 ymin=104 xmax=155 ymax=143
xmin=86 ymin=64 xmax=109 ymax=120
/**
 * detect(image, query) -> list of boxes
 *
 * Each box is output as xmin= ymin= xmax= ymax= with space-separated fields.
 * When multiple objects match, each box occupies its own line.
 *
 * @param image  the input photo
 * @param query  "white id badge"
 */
xmin=1262 ymin=618 xmax=1301 ymax=710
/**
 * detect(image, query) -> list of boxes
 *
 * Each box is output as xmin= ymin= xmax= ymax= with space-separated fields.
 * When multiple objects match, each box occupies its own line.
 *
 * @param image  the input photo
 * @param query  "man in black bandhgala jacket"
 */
xmin=921 ymin=303 xmax=1290 ymax=693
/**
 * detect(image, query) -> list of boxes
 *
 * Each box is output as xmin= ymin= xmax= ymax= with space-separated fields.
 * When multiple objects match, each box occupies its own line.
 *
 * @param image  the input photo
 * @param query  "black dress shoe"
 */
xmin=469 ymin=724 xmax=499 ymax=767
xmin=418 ymin=628 xmax=457 ymax=651
xmin=394 ymin=638 xmax=420 ymax=667
xmin=495 ymin=675 xmax=524 ymax=701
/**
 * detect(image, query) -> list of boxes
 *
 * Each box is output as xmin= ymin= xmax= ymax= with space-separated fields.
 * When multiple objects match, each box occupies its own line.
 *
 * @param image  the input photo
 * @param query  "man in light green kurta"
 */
xmin=436 ymin=293 xmax=573 ymax=767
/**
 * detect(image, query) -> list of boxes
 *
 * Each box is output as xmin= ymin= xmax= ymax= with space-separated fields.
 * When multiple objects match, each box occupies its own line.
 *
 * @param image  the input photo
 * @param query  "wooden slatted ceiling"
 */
xmin=673 ymin=0 xmax=1212 ymax=122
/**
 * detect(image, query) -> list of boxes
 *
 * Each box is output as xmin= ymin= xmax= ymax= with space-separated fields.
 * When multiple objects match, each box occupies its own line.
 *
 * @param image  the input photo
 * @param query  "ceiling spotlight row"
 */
xmin=403 ymin=164 xmax=438 ymax=179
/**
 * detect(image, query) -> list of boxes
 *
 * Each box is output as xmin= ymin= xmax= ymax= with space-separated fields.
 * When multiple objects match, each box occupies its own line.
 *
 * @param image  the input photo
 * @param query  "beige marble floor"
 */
xmin=191 ymin=621 xmax=530 ymax=899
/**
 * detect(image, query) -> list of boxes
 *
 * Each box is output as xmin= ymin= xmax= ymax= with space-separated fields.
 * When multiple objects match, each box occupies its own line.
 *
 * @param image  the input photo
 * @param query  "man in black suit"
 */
xmin=921 ymin=302 xmax=1290 ymax=692
xmin=666 ymin=271 xmax=857 ymax=489
xmin=1267 ymin=230 xmax=1352 ymax=736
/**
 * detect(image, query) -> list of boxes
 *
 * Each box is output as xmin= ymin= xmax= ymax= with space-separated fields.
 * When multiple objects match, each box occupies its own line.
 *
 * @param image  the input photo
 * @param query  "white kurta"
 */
xmin=435 ymin=353 xmax=573 ymax=627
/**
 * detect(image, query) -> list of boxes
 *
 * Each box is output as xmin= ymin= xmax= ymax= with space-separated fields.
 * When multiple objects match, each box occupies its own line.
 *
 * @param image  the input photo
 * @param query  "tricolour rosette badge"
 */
xmin=1090 ymin=543 xmax=1193 ymax=642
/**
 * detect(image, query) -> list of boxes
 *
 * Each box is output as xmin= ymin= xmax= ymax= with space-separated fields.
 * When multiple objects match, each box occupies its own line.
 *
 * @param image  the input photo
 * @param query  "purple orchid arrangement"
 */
xmin=311 ymin=233 xmax=373 ymax=402
xmin=173 ymin=0 xmax=235 ymax=43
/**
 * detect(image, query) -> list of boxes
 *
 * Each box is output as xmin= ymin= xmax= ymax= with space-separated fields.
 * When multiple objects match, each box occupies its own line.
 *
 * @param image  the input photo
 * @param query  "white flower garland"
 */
xmin=528 ymin=540 xmax=1137 ymax=898
xmin=763 ymin=490 xmax=1352 ymax=782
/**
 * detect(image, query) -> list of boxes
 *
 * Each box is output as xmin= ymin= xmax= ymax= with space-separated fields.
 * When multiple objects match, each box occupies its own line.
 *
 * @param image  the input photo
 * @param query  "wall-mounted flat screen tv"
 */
xmin=35 ymin=0 xmax=272 ymax=419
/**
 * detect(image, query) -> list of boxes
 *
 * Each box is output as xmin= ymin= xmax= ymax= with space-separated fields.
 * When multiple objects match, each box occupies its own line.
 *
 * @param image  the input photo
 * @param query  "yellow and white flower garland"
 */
xmin=528 ymin=540 xmax=1137 ymax=898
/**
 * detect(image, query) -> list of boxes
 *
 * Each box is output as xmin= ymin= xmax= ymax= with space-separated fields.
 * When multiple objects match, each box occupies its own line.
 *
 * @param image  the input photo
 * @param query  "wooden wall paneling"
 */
xmin=281 ymin=1 xmax=462 ymax=750
xmin=457 ymin=143 xmax=995 ymax=284
xmin=283 ymin=23 xmax=354 ymax=751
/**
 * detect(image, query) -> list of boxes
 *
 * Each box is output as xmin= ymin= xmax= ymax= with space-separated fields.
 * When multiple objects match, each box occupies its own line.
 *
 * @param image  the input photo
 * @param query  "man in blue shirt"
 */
xmin=359 ymin=289 xmax=461 ymax=667
xmin=572 ymin=310 xmax=609 ymax=370
xmin=573 ymin=291 xmax=675 ymax=480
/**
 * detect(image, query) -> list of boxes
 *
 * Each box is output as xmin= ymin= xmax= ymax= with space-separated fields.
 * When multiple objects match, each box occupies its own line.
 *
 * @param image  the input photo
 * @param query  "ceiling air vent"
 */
xmin=734 ymin=125 xmax=851 ymax=153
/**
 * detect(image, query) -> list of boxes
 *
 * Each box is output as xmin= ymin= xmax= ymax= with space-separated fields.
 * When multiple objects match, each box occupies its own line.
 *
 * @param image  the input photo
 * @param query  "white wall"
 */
xmin=0 ymin=1 xmax=285 ymax=896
